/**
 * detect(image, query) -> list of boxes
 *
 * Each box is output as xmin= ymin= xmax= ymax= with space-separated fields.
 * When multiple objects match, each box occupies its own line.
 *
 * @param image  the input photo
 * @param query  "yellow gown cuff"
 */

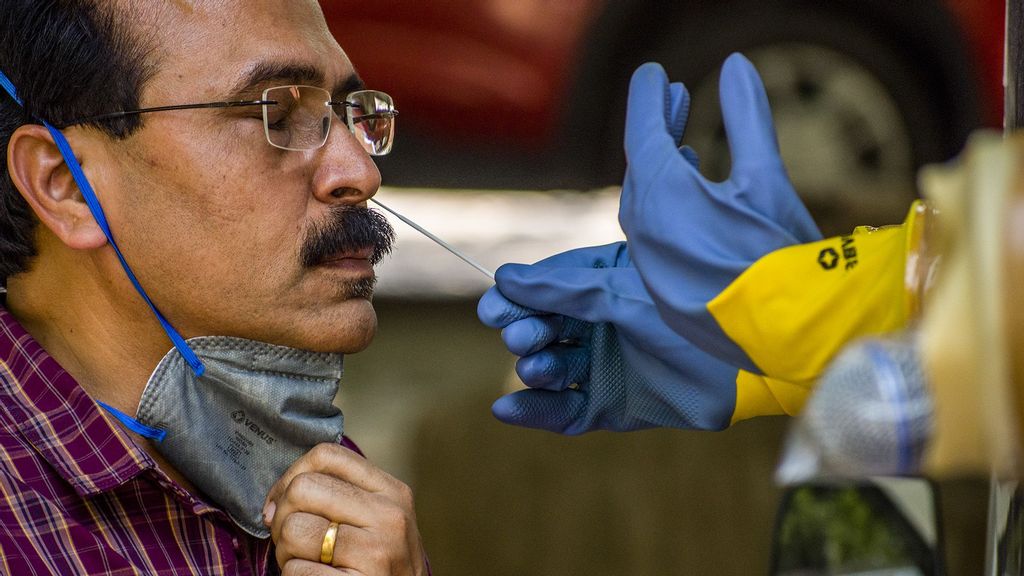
xmin=731 ymin=371 xmax=812 ymax=424
xmin=708 ymin=203 xmax=926 ymax=384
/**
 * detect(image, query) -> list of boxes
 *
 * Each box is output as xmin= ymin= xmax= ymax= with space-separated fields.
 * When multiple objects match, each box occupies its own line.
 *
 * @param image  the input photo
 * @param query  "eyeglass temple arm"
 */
xmin=62 ymin=100 xmax=275 ymax=127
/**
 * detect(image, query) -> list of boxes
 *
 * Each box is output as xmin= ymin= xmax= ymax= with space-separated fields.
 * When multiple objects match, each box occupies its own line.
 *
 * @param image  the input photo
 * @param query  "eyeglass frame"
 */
xmin=57 ymin=86 xmax=398 ymax=155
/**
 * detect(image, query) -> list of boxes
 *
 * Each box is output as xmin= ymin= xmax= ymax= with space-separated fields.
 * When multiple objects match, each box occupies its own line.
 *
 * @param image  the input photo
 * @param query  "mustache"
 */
xmin=301 ymin=206 xmax=396 ymax=268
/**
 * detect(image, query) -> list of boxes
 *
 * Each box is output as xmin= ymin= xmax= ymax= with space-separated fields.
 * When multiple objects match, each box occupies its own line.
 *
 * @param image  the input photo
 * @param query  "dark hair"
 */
xmin=0 ymin=1 xmax=155 ymax=286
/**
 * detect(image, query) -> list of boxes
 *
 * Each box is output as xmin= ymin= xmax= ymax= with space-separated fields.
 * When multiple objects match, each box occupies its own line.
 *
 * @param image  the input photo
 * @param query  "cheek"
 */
xmin=179 ymin=198 xmax=306 ymax=294
xmin=112 ymin=148 xmax=309 ymax=297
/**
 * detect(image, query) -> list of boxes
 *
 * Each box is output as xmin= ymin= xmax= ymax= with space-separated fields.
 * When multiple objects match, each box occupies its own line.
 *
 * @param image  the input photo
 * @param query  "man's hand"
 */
xmin=263 ymin=443 xmax=426 ymax=575
xmin=618 ymin=54 xmax=821 ymax=374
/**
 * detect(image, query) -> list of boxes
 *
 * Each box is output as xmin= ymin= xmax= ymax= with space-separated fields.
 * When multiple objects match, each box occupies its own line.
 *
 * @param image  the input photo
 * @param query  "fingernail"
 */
xmin=263 ymin=502 xmax=276 ymax=525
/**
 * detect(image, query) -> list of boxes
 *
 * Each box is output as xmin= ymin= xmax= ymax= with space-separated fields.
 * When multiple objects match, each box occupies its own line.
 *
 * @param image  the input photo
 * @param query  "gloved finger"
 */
xmin=669 ymin=81 xmax=701 ymax=170
xmin=558 ymin=317 xmax=593 ymax=342
xmin=491 ymin=389 xmax=590 ymax=435
xmin=515 ymin=345 xmax=590 ymax=391
xmin=679 ymin=144 xmax=700 ymax=170
xmin=495 ymin=264 xmax=650 ymax=323
xmin=477 ymin=285 xmax=543 ymax=329
xmin=719 ymin=52 xmax=782 ymax=173
xmin=667 ymin=81 xmax=690 ymax=146
xmin=624 ymin=62 xmax=682 ymax=163
xmin=501 ymin=315 xmax=562 ymax=356
xmin=525 ymin=242 xmax=626 ymax=270
xmin=718 ymin=53 xmax=822 ymax=243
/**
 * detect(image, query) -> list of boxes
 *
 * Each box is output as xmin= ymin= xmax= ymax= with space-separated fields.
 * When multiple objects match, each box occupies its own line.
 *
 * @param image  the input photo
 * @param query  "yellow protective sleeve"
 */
xmin=711 ymin=203 xmax=924 ymax=396
xmin=731 ymin=371 xmax=812 ymax=425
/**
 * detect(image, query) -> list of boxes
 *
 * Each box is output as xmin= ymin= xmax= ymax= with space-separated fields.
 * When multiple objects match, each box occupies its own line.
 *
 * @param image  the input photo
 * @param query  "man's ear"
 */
xmin=6 ymin=124 xmax=107 ymax=250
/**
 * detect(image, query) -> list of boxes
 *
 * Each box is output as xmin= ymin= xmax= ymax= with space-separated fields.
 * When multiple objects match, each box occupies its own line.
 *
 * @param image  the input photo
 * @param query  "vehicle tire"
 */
xmin=569 ymin=0 xmax=982 ymax=234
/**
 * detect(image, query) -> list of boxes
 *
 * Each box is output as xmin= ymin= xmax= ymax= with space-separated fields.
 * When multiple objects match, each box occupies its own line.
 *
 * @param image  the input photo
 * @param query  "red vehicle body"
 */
xmin=324 ymin=0 xmax=1005 ymax=229
xmin=327 ymin=0 xmax=1002 ymax=144
xmin=324 ymin=1 xmax=601 ymax=147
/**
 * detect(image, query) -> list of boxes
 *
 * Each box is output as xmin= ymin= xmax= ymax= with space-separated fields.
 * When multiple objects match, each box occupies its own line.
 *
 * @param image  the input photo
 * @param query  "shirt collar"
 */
xmin=0 ymin=306 xmax=155 ymax=497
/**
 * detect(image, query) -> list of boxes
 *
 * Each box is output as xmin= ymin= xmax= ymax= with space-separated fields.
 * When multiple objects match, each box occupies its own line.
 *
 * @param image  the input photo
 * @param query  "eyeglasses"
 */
xmin=62 ymin=86 xmax=397 ymax=155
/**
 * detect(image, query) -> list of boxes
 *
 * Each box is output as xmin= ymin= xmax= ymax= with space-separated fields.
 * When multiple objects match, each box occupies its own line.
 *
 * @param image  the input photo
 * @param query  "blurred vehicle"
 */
xmin=324 ymin=0 xmax=1003 ymax=233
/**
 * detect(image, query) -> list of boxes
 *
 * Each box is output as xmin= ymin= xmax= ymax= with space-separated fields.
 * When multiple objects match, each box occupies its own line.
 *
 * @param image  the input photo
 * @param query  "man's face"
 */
xmin=82 ymin=0 xmax=388 ymax=353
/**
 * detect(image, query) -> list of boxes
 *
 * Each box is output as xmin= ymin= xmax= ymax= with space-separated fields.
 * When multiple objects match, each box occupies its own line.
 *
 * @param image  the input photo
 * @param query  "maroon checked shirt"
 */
xmin=0 ymin=305 xmax=297 ymax=575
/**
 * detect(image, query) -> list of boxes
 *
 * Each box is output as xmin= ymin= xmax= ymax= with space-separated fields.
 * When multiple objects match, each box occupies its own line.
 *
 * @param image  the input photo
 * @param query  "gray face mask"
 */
xmin=112 ymin=336 xmax=345 ymax=538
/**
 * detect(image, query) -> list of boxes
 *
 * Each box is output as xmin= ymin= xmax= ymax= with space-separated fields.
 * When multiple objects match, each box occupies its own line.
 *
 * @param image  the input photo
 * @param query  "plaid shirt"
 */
xmin=0 ymin=306 xmax=282 ymax=575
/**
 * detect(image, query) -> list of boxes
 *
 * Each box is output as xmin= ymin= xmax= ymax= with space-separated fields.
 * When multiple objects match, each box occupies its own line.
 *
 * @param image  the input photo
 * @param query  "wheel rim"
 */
xmin=685 ymin=43 xmax=917 ymax=233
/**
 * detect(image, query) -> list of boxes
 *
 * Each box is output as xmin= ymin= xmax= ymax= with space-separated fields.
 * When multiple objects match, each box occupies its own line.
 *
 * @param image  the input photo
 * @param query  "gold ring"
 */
xmin=320 ymin=521 xmax=339 ymax=564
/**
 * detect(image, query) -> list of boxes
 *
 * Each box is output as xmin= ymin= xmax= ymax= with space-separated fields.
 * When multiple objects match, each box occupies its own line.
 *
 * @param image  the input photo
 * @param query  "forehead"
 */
xmin=138 ymin=0 xmax=354 ymax=99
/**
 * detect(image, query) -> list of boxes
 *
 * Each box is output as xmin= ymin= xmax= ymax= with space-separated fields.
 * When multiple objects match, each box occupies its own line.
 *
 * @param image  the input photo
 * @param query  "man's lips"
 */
xmin=318 ymin=247 xmax=375 ymax=269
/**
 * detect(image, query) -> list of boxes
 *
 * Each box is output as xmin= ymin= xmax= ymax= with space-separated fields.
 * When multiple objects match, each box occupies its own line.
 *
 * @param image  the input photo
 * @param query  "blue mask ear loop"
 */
xmin=42 ymin=125 xmax=206 ymax=379
xmin=94 ymin=400 xmax=168 ymax=442
xmin=0 ymin=70 xmax=205 ymax=385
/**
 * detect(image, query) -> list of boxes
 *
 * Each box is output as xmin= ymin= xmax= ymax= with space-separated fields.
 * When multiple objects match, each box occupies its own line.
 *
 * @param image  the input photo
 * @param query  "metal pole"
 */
xmin=987 ymin=3 xmax=1024 ymax=574
xmin=1007 ymin=0 xmax=1024 ymax=131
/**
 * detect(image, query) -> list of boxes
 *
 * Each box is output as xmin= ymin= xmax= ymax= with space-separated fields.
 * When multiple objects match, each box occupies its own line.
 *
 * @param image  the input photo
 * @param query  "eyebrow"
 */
xmin=228 ymin=61 xmax=366 ymax=99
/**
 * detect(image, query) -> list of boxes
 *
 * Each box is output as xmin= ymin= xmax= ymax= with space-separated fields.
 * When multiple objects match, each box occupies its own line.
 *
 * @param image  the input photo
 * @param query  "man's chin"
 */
xmin=251 ymin=295 xmax=378 ymax=354
xmin=311 ymin=298 xmax=378 ymax=354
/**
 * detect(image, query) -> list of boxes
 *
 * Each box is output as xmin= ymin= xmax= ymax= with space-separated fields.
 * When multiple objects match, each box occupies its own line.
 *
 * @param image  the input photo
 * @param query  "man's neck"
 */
xmin=8 ymin=283 xmax=160 ymax=408
xmin=5 ymin=268 xmax=201 ymax=494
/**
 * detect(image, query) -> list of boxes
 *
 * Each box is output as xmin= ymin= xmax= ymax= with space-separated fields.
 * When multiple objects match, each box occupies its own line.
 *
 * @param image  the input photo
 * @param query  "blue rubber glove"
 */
xmin=618 ymin=54 xmax=822 ymax=374
xmin=478 ymin=242 xmax=743 ymax=433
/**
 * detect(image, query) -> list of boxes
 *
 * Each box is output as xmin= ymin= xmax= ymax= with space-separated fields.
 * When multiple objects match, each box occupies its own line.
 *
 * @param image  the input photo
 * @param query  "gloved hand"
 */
xmin=618 ymin=54 xmax=821 ymax=374
xmin=619 ymin=54 xmax=922 ymax=384
xmin=478 ymin=242 xmax=808 ymax=433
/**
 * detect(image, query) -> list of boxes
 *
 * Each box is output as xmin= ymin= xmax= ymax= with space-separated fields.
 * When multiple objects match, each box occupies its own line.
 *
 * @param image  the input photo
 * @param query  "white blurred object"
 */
xmin=776 ymin=334 xmax=933 ymax=485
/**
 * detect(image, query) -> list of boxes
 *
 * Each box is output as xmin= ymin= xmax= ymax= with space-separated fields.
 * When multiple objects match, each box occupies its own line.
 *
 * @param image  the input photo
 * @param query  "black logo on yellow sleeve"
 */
xmin=818 ymin=237 xmax=858 ymax=271
xmin=818 ymin=247 xmax=839 ymax=270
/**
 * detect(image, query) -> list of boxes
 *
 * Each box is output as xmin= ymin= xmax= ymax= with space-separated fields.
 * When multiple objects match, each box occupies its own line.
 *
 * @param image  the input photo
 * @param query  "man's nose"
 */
xmin=311 ymin=121 xmax=382 ymax=205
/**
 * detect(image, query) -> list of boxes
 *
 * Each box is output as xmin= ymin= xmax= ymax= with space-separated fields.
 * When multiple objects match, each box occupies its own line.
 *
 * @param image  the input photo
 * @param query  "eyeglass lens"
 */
xmin=346 ymin=90 xmax=396 ymax=156
xmin=261 ymin=86 xmax=395 ymax=155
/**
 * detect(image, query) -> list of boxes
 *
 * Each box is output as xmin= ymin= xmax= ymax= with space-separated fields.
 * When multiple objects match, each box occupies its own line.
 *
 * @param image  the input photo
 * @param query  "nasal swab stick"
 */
xmin=370 ymin=197 xmax=496 ymax=280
